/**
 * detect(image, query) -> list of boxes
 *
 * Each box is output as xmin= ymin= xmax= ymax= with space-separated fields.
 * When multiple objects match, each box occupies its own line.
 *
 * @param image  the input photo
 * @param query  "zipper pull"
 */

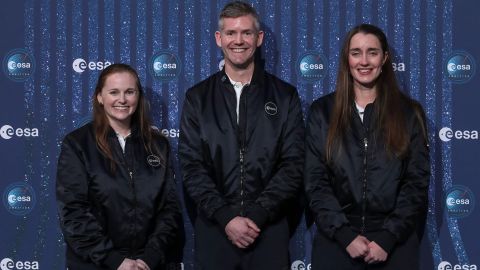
xmin=361 ymin=216 xmax=366 ymax=234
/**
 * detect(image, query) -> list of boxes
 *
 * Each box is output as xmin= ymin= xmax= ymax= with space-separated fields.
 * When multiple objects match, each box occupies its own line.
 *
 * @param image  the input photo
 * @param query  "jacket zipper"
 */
xmin=238 ymin=85 xmax=248 ymax=216
xmin=129 ymin=170 xmax=136 ymax=212
xmin=239 ymin=148 xmax=245 ymax=216
xmin=361 ymin=137 xmax=368 ymax=234
xmin=124 ymin=137 xmax=137 ymax=253
xmin=129 ymin=170 xmax=138 ymax=252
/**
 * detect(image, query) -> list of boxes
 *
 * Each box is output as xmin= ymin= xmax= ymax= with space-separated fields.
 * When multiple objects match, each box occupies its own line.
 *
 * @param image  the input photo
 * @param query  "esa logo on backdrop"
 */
xmin=392 ymin=62 xmax=405 ymax=72
xmin=291 ymin=260 xmax=311 ymax=270
xmin=150 ymin=52 xmax=181 ymax=81
xmin=152 ymin=126 xmax=180 ymax=138
xmin=297 ymin=52 xmax=326 ymax=82
xmin=161 ymin=128 xmax=179 ymax=138
xmin=2 ymin=182 xmax=36 ymax=216
xmin=445 ymin=51 xmax=476 ymax=83
xmin=438 ymin=127 xmax=478 ymax=142
xmin=72 ymin=58 xmax=112 ymax=73
xmin=0 ymin=258 xmax=39 ymax=270
xmin=0 ymin=125 xmax=39 ymax=140
xmin=3 ymin=49 xmax=35 ymax=82
xmin=445 ymin=185 xmax=475 ymax=218
xmin=438 ymin=261 xmax=478 ymax=270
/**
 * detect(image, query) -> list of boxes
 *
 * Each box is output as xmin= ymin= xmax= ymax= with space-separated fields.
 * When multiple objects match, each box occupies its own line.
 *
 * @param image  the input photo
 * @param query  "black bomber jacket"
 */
xmin=56 ymin=122 xmax=182 ymax=269
xmin=179 ymin=66 xmax=305 ymax=230
xmin=305 ymin=92 xmax=430 ymax=253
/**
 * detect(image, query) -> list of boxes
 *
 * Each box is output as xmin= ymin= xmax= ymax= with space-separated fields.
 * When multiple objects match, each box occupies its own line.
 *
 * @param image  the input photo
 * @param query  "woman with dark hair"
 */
xmin=56 ymin=63 xmax=182 ymax=270
xmin=305 ymin=24 xmax=430 ymax=269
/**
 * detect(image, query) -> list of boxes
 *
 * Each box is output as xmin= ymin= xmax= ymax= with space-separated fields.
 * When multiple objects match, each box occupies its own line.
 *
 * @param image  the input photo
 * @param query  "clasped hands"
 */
xmin=225 ymin=216 xmax=261 ymax=249
xmin=117 ymin=258 xmax=150 ymax=270
xmin=346 ymin=235 xmax=388 ymax=264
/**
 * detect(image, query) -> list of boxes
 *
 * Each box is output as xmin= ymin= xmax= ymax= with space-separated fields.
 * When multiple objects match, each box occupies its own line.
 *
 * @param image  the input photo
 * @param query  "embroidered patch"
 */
xmin=264 ymin=102 xmax=278 ymax=116
xmin=147 ymin=155 xmax=161 ymax=167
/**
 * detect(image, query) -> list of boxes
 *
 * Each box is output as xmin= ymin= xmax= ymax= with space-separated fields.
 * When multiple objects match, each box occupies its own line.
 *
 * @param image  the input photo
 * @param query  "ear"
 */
xmin=256 ymin=31 xmax=264 ymax=47
xmin=97 ymin=93 xmax=103 ymax=105
xmin=382 ymin=51 xmax=389 ymax=65
xmin=215 ymin=31 xmax=222 ymax=48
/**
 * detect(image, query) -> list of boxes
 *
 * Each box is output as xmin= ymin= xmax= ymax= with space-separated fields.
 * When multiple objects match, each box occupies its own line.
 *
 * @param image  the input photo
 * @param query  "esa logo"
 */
xmin=392 ymin=62 xmax=405 ymax=72
xmin=2 ymin=182 xmax=36 ymax=216
xmin=150 ymin=52 xmax=180 ymax=80
xmin=0 ymin=258 xmax=39 ymax=270
xmin=438 ymin=127 xmax=478 ymax=142
xmin=445 ymin=51 xmax=476 ymax=83
xmin=265 ymin=102 xmax=278 ymax=116
xmin=445 ymin=185 xmax=475 ymax=218
xmin=3 ymin=49 xmax=35 ymax=82
xmin=291 ymin=260 xmax=311 ymax=270
xmin=297 ymin=52 xmax=326 ymax=82
xmin=152 ymin=126 xmax=180 ymax=138
xmin=438 ymin=261 xmax=477 ymax=270
xmin=72 ymin=58 xmax=112 ymax=73
xmin=0 ymin=125 xmax=39 ymax=140
xmin=161 ymin=129 xmax=179 ymax=138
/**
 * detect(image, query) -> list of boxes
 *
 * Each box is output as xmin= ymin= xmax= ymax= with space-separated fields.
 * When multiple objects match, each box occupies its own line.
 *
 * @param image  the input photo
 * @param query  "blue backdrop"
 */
xmin=1 ymin=1 xmax=479 ymax=270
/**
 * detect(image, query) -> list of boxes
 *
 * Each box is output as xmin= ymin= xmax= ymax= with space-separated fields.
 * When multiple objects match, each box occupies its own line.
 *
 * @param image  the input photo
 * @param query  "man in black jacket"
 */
xmin=178 ymin=1 xmax=304 ymax=269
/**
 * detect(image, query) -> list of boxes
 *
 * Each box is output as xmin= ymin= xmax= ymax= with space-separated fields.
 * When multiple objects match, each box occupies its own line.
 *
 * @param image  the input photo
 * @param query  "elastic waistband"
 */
xmin=346 ymin=215 xmax=386 ymax=232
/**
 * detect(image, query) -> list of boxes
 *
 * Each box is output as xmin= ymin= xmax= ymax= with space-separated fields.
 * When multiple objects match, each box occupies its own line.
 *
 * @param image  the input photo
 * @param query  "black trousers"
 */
xmin=194 ymin=215 xmax=290 ymax=270
xmin=311 ymin=230 xmax=419 ymax=270
xmin=65 ymin=245 xmax=173 ymax=270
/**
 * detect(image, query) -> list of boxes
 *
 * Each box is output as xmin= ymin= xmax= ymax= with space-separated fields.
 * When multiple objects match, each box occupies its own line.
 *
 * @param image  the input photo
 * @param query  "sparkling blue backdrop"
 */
xmin=1 ymin=1 xmax=479 ymax=269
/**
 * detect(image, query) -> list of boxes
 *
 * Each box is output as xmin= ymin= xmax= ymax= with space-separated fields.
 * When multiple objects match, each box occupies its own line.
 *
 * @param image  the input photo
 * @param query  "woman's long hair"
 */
xmin=326 ymin=24 xmax=409 ymax=161
xmin=92 ymin=63 xmax=160 ymax=172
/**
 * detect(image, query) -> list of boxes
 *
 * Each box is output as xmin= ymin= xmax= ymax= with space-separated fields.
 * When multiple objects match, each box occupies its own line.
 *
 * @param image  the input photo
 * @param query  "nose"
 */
xmin=118 ymin=92 xmax=127 ymax=103
xmin=359 ymin=53 xmax=368 ymax=65
xmin=234 ymin=33 xmax=243 ymax=44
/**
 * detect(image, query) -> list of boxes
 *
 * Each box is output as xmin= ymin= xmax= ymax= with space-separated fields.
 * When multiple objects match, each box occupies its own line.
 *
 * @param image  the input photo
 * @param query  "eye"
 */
xmin=125 ymin=90 xmax=136 ymax=96
xmin=108 ymin=90 xmax=119 ymax=96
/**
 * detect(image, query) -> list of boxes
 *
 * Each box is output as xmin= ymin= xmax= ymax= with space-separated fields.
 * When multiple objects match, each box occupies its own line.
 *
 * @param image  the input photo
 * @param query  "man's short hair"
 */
xmin=218 ymin=1 xmax=261 ymax=31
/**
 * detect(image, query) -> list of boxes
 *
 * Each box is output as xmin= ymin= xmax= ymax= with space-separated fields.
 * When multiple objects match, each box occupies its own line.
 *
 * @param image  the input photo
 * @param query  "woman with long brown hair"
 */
xmin=305 ymin=24 xmax=430 ymax=269
xmin=56 ymin=64 xmax=182 ymax=270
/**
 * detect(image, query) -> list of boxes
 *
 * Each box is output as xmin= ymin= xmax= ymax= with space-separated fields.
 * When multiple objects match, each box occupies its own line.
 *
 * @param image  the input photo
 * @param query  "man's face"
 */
xmin=215 ymin=15 xmax=264 ymax=71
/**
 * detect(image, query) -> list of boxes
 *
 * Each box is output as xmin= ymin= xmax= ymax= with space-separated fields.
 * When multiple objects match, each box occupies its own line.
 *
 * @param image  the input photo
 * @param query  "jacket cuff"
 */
xmin=139 ymin=247 xmax=164 ymax=270
xmin=213 ymin=205 xmax=237 ymax=229
xmin=333 ymin=225 xmax=358 ymax=249
xmin=246 ymin=203 xmax=269 ymax=229
xmin=103 ymin=250 xmax=125 ymax=270
xmin=372 ymin=230 xmax=397 ymax=254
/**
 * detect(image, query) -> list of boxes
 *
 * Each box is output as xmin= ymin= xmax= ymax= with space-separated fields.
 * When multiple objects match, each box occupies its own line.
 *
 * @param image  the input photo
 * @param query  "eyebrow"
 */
xmin=223 ymin=28 xmax=256 ymax=33
xmin=107 ymin=87 xmax=136 ymax=91
xmin=349 ymin=48 xmax=381 ymax=52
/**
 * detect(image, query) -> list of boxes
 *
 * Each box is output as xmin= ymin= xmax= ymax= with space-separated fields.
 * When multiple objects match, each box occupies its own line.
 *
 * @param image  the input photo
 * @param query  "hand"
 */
xmin=225 ymin=216 xmax=261 ymax=248
xmin=346 ymin=235 xmax=370 ymax=258
xmin=364 ymin=241 xmax=388 ymax=264
xmin=117 ymin=258 xmax=137 ymax=270
xmin=136 ymin=259 xmax=151 ymax=270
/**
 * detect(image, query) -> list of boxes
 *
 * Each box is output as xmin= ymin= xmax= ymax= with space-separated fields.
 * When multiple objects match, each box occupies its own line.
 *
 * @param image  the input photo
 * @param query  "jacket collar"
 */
xmin=106 ymin=121 xmax=140 ymax=139
xmin=218 ymin=62 xmax=265 ymax=89
xmin=351 ymin=100 xmax=376 ymax=136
